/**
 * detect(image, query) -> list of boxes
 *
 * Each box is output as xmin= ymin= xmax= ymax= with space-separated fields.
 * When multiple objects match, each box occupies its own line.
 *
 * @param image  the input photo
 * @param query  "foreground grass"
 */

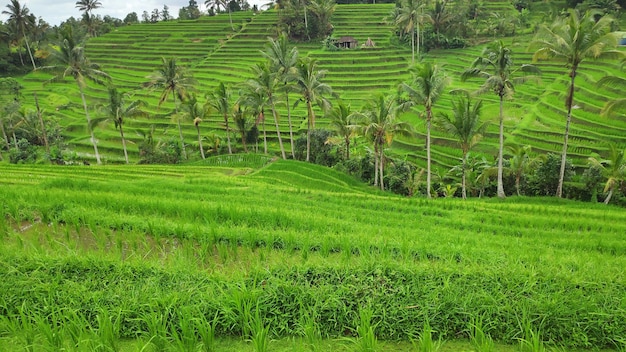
xmin=0 ymin=160 xmax=625 ymax=350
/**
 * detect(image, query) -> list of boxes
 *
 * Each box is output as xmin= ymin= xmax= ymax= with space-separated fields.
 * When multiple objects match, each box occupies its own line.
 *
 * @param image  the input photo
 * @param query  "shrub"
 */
xmin=294 ymin=129 xmax=340 ymax=166
xmin=9 ymin=139 xmax=37 ymax=164
xmin=139 ymin=138 xmax=182 ymax=164
xmin=525 ymin=153 xmax=574 ymax=196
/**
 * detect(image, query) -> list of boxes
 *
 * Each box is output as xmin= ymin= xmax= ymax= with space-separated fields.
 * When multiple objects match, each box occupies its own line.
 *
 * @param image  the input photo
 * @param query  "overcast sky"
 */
xmin=1 ymin=0 xmax=266 ymax=26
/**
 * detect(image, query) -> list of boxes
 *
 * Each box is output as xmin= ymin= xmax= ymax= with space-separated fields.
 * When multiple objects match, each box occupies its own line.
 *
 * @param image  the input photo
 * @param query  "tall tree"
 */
xmin=2 ymin=0 xmax=36 ymax=69
xmin=505 ymin=144 xmax=543 ymax=196
xmin=145 ymin=57 xmax=195 ymax=160
xmin=327 ymin=101 xmax=358 ymax=160
xmin=394 ymin=0 xmax=428 ymax=63
xmin=401 ymin=62 xmax=449 ymax=198
xmin=43 ymin=31 xmax=110 ymax=164
xmin=359 ymin=94 xmax=413 ymax=191
xmin=588 ymin=144 xmax=626 ymax=205
xmin=182 ymin=94 xmax=208 ymax=159
xmin=239 ymin=80 xmax=268 ymax=154
xmin=247 ymin=62 xmax=287 ymax=159
xmin=209 ymin=82 xmax=234 ymax=155
xmin=261 ymin=34 xmax=299 ymax=158
xmin=205 ymin=0 xmax=234 ymax=30
xmin=75 ymin=0 xmax=102 ymax=36
xmin=435 ymin=93 xmax=488 ymax=199
xmin=293 ymin=57 xmax=332 ymax=162
xmin=308 ymin=0 xmax=336 ymax=37
xmin=91 ymin=87 xmax=144 ymax=164
xmin=530 ymin=9 xmax=624 ymax=198
xmin=462 ymin=40 xmax=540 ymax=199
xmin=596 ymin=64 xmax=626 ymax=117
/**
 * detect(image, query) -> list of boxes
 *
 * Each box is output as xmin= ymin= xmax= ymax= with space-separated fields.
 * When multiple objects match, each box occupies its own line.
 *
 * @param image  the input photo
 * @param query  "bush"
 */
xmin=139 ymin=138 xmax=182 ymax=164
xmin=9 ymin=138 xmax=37 ymax=164
xmin=294 ymin=129 xmax=339 ymax=166
xmin=525 ymin=153 xmax=574 ymax=196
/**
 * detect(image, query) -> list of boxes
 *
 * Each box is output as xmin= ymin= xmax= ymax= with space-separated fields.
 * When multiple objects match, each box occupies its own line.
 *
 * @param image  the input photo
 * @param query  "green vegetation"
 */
xmin=0 ymin=159 xmax=625 ymax=350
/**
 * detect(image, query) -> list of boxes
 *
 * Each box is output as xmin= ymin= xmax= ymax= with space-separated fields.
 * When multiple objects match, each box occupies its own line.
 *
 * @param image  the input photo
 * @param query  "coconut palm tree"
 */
xmin=262 ymin=34 xmax=299 ymax=158
xmin=505 ymin=144 xmax=543 ymax=196
xmin=2 ymin=0 xmax=36 ymax=69
xmin=208 ymin=82 xmax=234 ymax=155
xmin=205 ymin=0 xmax=234 ymax=30
xmin=530 ymin=9 xmax=624 ymax=198
xmin=327 ymin=101 xmax=358 ymax=160
xmin=462 ymin=40 xmax=540 ymax=199
xmin=293 ymin=57 xmax=332 ymax=162
xmin=43 ymin=31 xmax=110 ymax=164
xmin=401 ymin=62 xmax=449 ymax=198
xmin=75 ymin=0 xmax=102 ymax=36
xmin=359 ymin=94 xmax=413 ymax=191
xmin=394 ymin=0 xmax=428 ymax=63
xmin=588 ymin=144 xmax=626 ymax=205
xmin=145 ymin=57 xmax=195 ymax=160
xmin=596 ymin=64 xmax=626 ymax=117
xmin=247 ymin=62 xmax=287 ymax=159
xmin=238 ymin=81 xmax=268 ymax=154
xmin=91 ymin=87 xmax=144 ymax=164
xmin=308 ymin=0 xmax=336 ymax=37
xmin=435 ymin=93 xmax=488 ymax=199
xmin=182 ymin=94 xmax=208 ymax=160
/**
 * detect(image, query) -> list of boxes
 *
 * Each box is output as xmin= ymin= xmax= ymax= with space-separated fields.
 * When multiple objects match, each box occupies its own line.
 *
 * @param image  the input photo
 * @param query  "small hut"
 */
xmin=336 ymin=36 xmax=358 ymax=49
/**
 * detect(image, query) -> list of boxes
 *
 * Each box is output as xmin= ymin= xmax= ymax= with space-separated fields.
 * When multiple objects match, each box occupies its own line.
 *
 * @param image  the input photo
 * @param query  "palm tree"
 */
xmin=233 ymin=104 xmax=255 ymax=153
xmin=293 ymin=57 xmax=332 ymax=162
xmin=401 ymin=62 xmax=449 ymax=198
xmin=327 ymin=101 xmax=358 ymax=160
xmin=145 ymin=57 xmax=195 ymax=160
xmin=208 ymin=82 xmax=234 ymax=155
xmin=261 ymin=34 xmax=299 ymax=158
xmin=462 ymin=40 xmax=540 ymax=199
xmin=530 ymin=9 xmax=624 ymax=198
xmin=238 ymin=82 xmax=268 ymax=154
xmin=182 ymin=94 xmax=208 ymax=160
xmin=2 ymin=0 xmax=36 ymax=69
xmin=505 ymin=144 xmax=543 ymax=196
xmin=91 ymin=87 xmax=144 ymax=164
xmin=308 ymin=0 xmax=336 ymax=37
xmin=394 ymin=0 xmax=428 ymax=63
xmin=247 ymin=62 xmax=287 ymax=159
xmin=435 ymin=93 xmax=488 ymax=199
xmin=75 ymin=0 xmax=102 ymax=37
xmin=205 ymin=0 xmax=234 ymax=30
xmin=43 ymin=31 xmax=110 ymax=164
xmin=360 ymin=94 xmax=413 ymax=191
xmin=588 ymin=144 xmax=626 ymax=205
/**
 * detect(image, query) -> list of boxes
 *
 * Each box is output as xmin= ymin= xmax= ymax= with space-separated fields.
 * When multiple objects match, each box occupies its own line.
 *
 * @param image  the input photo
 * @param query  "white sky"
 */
xmin=1 ymin=0 xmax=266 ymax=26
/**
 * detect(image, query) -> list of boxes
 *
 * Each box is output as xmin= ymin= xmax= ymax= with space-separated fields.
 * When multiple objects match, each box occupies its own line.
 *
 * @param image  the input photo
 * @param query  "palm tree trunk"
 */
xmin=426 ymin=109 xmax=432 ymax=199
xmin=197 ymin=125 xmax=205 ymax=160
xmin=374 ymin=143 xmax=378 ymax=187
xmin=411 ymin=25 xmax=415 ymax=64
xmin=79 ymin=87 xmax=101 ymax=164
xmin=0 ymin=121 xmax=8 ymax=151
xmin=285 ymin=90 xmax=295 ymax=158
xmin=345 ymin=137 xmax=350 ymax=160
xmin=262 ymin=117 xmax=268 ymax=154
xmin=604 ymin=187 xmax=614 ymax=205
xmin=306 ymin=100 xmax=313 ymax=162
xmin=497 ymin=95 xmax=506 ymax=198
xmin=120 ymin=123 xmax=129 ymax=164
xmin=516 ymin=174 xmax=521 ymax=196
xmin=11 ymin=124 xmax=18 ymax=149
xmin=34 ymin=93 xmax=50 ymax=156
xmin=224 ymin=113 xmax=233 ymax=154
xmin=173 ymin=95 xmax=187 ymax=160
xmin=303 ymin=0 xmax=309 ymax=40
xmin=462 ymin=152 xmax=467 ymax=199
xmin=557 ymin=69 xmax=576 ymax=198
xmin=379 ymin=145 xmax=385 ymax=191
xmin=269 ymin=95 xmax=286 ymax=159
xmin=228 ymin=7 xmax=234 ymax=31
xmin=23 ymin=33 xmax=36 ymax=70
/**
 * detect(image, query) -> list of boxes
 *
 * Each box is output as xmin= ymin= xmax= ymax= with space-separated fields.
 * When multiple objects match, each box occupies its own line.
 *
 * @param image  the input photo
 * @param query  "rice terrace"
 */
xmin=1 ymin=0 xmax=626 ymax=350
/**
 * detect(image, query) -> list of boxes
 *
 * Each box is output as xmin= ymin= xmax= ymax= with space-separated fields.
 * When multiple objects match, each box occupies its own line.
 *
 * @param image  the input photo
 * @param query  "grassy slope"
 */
xmin=12 ymin=3 xmax=626 ymax=169
xmin=0 ymin=159 xmax=625 ymax=348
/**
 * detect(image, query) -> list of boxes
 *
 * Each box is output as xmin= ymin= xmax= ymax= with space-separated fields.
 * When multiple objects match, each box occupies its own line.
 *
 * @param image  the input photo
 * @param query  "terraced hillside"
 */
xmin=12 ymin=3 xmax=626 ymax=171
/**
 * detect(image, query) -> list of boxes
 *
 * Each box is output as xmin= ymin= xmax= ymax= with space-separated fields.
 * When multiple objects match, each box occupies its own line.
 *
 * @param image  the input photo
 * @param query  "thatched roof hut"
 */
xmin=337 ymin=36 xmax=358 ymax=49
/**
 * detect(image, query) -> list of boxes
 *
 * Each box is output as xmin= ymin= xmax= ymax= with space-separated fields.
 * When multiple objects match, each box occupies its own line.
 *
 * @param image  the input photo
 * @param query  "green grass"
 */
xmin=0 ymin=160 xmax=625 ymax=350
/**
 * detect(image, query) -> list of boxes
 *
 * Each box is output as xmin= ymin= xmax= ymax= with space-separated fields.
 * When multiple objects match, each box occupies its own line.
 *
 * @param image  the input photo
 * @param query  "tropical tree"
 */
xmin=232 ymin=104 xmax=255 ymax=153
xmin=596 ymin=64 xmax=626 ymax=117
xmin=208 ymin=82 xmax=234 ymax=155
xmin=238 ymin=81 xmax=268 ymax=153
xmin=435 ymin=93 xmax=488 ymax=199
xmin=359 ymin=94 xmax=413 ymax=191
xmin=247 ymin=62 xmax=287 ymax=159
xmin=182 ymin=94 xmax=208 ymax=159
xmin=75 ymin=0 xmax=102 ymax=36
xmin=394 ymin=0 xmax=428 ymax=63
xmin=505 ymin=144 xmax=543 ymax=196
xmin=145 ymin=57 xmax=195 ymax=160
xmin=43 ymin=31 xmax=110 ymax=164
xmin=205 ymin=0 xmax=234 ymax=30
xmin=462 ymin=40 xmax=540 ymax=199
xmin=261 ymin=34 xmax=299 ymax=158
xmin=293 ymin=57 xmax=332 ymax=162
xmin=530 ymin=9 xmax=624 ymax=198
xmin=327 ymin=101 xmax=358 ymax=160
xmin=91 ymin=87 xmax=144 ymax=164
xmin=2 ymin=0 xmax=36 ymax=69
xmin=588 ymin=144 xmax=626 ymax=204
xmin=308 ymin=0 xmax=336 ymax=37
xmin=401 ymin=62 xmax=449 ymax=198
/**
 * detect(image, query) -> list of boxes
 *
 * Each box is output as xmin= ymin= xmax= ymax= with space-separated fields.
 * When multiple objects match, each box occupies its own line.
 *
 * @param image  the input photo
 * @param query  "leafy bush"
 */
xmin=294 ymin=129 xmax=340 ymax=166
xmin=139 ymin=138 xmax=182 ymax=164
xmin=525 ymin=153 xmax=574 ymax=196
xmin=9 ymin=139 xmax=37 ymax=164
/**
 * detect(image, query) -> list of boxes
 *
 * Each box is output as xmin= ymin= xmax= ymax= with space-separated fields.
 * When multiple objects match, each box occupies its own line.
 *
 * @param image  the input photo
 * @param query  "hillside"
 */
xmin=11 ymin=3 xmax=626 ymax=170
xmin=1 ymin=159 xmax=625 ymax=349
